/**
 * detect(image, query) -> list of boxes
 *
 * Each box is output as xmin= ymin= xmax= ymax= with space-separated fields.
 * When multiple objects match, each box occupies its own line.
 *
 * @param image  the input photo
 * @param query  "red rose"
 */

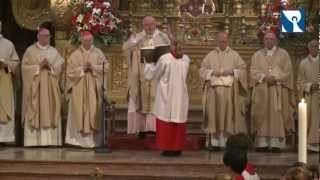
xmin=91 ymin=24 xmax=101 ymax=33
xmin=94 ymin=0 xmax=103 ymax=9
xmin=71 ymin=16 xmax=77 ymax=26
xmin=83 ymin=12 xmax=91 ymax=24
xmin=270 ymin=26 xmax=277 ymax=34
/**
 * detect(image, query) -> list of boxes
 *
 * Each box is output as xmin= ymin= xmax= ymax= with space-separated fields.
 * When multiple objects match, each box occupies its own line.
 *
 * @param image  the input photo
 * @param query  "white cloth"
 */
xmin=24 ymin=119 xmax=62 ymax=146
xmin=22 ymin=43 xmax=63 ymax=147
xmin=309 ymin=55 xmax=319 ymax=62
xmin=206 ymin=132 xmax=228 ymax=147
xmin=127 ymin=95 xmax=156 ymax=134
xmin=0 ymin=120 xmax=14 ymax=143
xmin=242 ymin=171 xmax=260 ymax=180
xmin=124 ymin=29 xmax=170 ymax=51
xmin=210 ymin=76 xmax=234 ymax=86
xmin=255 ymin=136 xmax=286 ymax=148
xmin=0 ymin=86 xmax=14 ymax=143
xmin=65 ymin=105 xmax=102 ymax=148
xmin=0 ymin=37 xmax=19 ymax=143
xmin=266 ymin=46 xmax=277 ymax=57
xmin=144 ymin=53 xmax=190 ymax=123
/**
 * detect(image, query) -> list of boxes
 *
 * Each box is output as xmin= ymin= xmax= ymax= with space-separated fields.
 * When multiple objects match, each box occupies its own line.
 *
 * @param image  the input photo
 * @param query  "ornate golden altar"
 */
xmin=10 ymin=0 xmax=306 ymax=108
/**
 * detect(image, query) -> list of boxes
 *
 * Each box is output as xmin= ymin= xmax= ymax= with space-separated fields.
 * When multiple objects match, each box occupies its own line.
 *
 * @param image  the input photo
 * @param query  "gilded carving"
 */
xmin=11 ymin=0 xmax=265 ymax=107
xmin=50 ymin=0 xmax=72 ymax=31
xmin=11 ymin=0 xmax=51 ymax=30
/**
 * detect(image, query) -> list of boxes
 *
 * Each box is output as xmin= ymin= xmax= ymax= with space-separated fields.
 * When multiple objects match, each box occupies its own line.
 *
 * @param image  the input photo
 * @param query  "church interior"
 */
xmin=0 ymin=0 xmax=319 ymax=179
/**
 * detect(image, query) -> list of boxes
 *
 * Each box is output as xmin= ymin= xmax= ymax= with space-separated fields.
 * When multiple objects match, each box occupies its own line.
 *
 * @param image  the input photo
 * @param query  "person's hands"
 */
xmin=221 ymin=69 xmax=234 ymax=76
xmin=311 ymin=83 xmax=319 ymax=91
xmin=265 ymin=74 xmax=276 ymax=85
xmin=211 ymin=71 xmax=222 ymax=77
xmin=40 ymin=58 xmax=50 ymax=69
xmin=84 ymin=61 xmax=92 ymax=73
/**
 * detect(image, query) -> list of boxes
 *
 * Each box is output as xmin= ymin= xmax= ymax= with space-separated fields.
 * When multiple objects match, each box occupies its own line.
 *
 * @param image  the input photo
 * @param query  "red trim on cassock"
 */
xmin=245 ymin=163 xmax=256 ymax=175
xmin=234 ymin=175 xmax=245 ymax=180
xmin=156 ymin=118 xmax=186 ymax=151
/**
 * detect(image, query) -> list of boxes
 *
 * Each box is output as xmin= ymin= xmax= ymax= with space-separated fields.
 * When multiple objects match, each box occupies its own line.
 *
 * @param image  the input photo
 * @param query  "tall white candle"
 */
xmin=298 ymin=98 xmax=307 ymax=163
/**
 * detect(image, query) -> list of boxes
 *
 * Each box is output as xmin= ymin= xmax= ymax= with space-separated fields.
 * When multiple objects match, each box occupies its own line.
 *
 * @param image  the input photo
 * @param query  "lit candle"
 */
xmin=298 ymin=98 xmax=307 ymax=163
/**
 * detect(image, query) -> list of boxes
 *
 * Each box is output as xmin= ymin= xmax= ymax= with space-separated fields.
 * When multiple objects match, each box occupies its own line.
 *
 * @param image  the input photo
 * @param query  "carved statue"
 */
xmin=180 ymin=0 xmax=218 ymax=17
xmin=180 ymin=0 xmax=204 ymax=17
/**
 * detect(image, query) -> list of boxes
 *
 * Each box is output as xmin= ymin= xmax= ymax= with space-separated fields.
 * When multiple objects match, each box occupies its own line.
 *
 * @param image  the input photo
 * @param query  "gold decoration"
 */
xmin=11 ymin=0 xmax=51 ymax=30
xmin=50 ymin=0 xmax=72 ymax=31
xmin=11 ymin=0 xmax=263 ymax=107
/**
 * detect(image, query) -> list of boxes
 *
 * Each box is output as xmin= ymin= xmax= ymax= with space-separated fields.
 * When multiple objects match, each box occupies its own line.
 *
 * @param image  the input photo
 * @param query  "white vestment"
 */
xmin=0 ymin=35 xmax=19 ymax=143
xmin=144 ymin=53 xmax=190 ymax=123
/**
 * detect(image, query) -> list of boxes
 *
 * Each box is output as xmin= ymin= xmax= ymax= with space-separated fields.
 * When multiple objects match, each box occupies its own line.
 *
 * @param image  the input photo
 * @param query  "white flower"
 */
xmin=108 ymin=21 xmax=116 ymax=29
xmin=85 ymin=1 xmax=94 ymax=8
xmin=103 ymin=2 xmax=111 ymax=8
xmin=77 ymin=26 xmax=82 ymax=32
xmin=89 ymin=19 xmax=96 ymax=25
xmin=92 ymin=8 xmax=101 ymax=15
xmin=83 ymin=24 xmax=89 ymax=30
xmin=115 ymin=17 xmax=121 ymax=24
xmin=77 ymin=14 xmax=84 ymax=23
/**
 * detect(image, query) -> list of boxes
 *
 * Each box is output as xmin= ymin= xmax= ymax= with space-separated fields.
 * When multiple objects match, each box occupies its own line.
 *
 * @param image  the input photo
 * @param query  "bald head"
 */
xmin=81 ymin=31 xmax=93 ymax=50
xmin=264 ymin=32 xmax=277 ymax=50
xmin=143 ymin=16 xmax=156 ymax=35
xmin=37 ymin=28 xmax=51 ymax=46
xmin=217 ymin=32 xmax=229 ymax=51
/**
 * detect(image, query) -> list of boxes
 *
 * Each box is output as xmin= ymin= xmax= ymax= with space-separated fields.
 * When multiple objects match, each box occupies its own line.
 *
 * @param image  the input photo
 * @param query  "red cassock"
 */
xmin=156 ymin=119 xmax=186 ymax=151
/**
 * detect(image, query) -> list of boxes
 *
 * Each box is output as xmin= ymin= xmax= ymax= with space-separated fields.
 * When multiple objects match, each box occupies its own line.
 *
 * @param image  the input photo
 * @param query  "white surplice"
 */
xmin=144 ymin=53 xmax=190 ymax=123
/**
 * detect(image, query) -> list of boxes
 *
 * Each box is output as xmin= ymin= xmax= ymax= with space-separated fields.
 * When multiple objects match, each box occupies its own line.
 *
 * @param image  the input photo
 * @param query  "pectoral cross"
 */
xmin=268 ymin=65 xmax=272 ymax=74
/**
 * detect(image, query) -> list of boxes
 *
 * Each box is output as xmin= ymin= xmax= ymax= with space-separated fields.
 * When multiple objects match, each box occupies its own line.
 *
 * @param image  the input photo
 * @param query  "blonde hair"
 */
xmin=282 ymin=166 xmax=313 ymax=180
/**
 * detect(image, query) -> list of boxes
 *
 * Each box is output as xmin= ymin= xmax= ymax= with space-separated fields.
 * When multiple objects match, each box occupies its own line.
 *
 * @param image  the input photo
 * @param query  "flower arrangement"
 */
xmin=257 ymin=0 xmax=294 ymax=41
xmin=69 ymin=0 xmax=125 ymax=46
xmin=257 ymin=0 xmax=317 ymax=47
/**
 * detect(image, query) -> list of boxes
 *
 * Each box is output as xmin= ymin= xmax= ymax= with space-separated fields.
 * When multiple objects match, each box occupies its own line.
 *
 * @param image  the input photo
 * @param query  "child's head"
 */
xmin=223 ymin=150 xmax=247 ymax=175
xmin=226 ymin=133 xmax=251 ymax=153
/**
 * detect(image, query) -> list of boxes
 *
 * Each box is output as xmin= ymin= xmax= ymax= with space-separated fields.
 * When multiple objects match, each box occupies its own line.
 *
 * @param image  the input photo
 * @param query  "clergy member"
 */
xmin=297 ymin=39 xmax=319 ymax=152
xmin=250 ymin=32 xmax=294 ymax=152
xmin=199 ymin=32 xmax=248 ymax=151
xmin=122 ymin=16 xmax=171 ymax=138
xmin=22 ymin=28 xmax=64 ymax=146
xmin=65 ymin=31 xmax=109 ymax=148
xmin=0 ymin=20 xmax=19 ymax=144
xmin=144 ymin=41 xmax=190 ymax=156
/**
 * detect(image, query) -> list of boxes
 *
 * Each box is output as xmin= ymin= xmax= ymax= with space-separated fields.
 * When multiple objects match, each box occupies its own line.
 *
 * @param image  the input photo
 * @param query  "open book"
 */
xmin=140 ymin=45 xmax=171 ymax=63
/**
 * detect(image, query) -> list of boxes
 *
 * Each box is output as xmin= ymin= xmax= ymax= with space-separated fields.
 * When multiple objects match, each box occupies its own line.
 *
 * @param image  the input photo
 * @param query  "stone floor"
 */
xmin=0 ymin=147 xmax=318 ymax=180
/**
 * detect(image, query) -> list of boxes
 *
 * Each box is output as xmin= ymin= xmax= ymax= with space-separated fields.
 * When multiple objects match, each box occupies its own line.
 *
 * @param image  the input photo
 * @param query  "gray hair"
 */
xmin=307 ymin=39 xmax=318 ymax=49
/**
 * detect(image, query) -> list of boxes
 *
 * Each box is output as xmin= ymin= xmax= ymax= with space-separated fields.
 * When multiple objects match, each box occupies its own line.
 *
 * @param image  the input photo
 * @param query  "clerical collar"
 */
xmin=265 ymin=46 xmax=277 ymax=56
xmin=309 ymin=55 xmax=319 ymax=62
xmin=171 ymin=51 xmax=183 ymax=59
xmin=81 ymin=45 xmax=93 ymax=52
xmin=143 ymin=29 xmax=159 ymax=39
xmin=36 ymin=42 xmax=49 ymax=50
xmin=216 ymin=46 xmax=230 ymax=53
